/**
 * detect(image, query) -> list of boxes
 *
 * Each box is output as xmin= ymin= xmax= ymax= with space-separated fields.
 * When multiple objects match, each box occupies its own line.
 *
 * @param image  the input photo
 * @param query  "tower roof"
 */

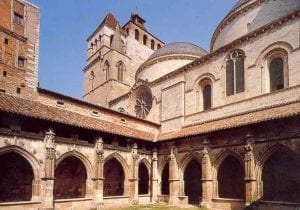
xmin=99 ymin=12 xmax=118 ymax=30
xmin=87 ymin=12 xmax=125 ymax=41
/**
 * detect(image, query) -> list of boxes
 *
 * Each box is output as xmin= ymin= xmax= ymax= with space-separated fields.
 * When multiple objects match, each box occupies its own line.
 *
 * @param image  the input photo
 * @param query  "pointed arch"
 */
xmin=0 ymin=145 xmax=41 ymax=180
xmin=116 ymin=61 xmax=126 ymax=82
xmin=103 ymin=152 xmax=129 ymax=196
xmin=0 ymin=146 xmax=39 ymax=202
xmin=257 ymin=143 xmax=300 ymax=203
xmin=216 ymin=153 xmax=245 ymax=199
xmin=104 ymin=152 xmax=129 ymax=179
xmin=138 ymin=159 xmax=150 ymax=195
xmin=259 ymin=144 xmax=300 ymax=202
xmin=180 ymin=153 xmax=202 ymax=204
xmin=56 ymin=150 xmax=93 ymax=179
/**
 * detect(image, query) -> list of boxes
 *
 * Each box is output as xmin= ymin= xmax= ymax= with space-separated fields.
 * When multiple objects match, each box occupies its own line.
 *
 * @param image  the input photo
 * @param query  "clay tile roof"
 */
xmin=158 ymin=101 xmax=300 ymax=141
xmin=100 ymin=12 xmax=118 ymax=30
xmin=0 ymin=94 xmax=155 ymax=141
xmin=87 ymin=12 xmax=126 ymax=41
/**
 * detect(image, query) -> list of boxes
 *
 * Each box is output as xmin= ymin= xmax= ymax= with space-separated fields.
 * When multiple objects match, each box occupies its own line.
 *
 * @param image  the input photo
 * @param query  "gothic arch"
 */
xmin=139 ymin=158 xmax=151 ymax=172
xmin=256 ymin=143 xmax=298 ymax=179
xmin=56 ymin=150 xmax=93 ymax=179
xmin=0 ymin=145 xmax=41 ymax=180
xmin=213 ymin=150 xmax=245 ymax=199
xmin=104 ymin=152 xmax=129 ymax=179
xmin=213 ymin=149 xmax=244 ymax=170
xmin=257 ymin=144 xmax=300 ymax=202
xmin=179 ymin=152 xmax=202 ymax=174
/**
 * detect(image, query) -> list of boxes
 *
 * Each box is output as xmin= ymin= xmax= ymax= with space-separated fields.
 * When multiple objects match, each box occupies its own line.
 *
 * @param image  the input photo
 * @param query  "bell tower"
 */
xmin=83 ymin=12 xmax=164 ymax=107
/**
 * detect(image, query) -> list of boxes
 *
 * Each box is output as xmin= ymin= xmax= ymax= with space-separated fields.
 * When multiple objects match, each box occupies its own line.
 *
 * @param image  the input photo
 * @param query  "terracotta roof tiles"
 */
xmin=0 ymin=93 xmax=155 ymax=141
xmin=158 ymin=101 xmax=300 ymax=141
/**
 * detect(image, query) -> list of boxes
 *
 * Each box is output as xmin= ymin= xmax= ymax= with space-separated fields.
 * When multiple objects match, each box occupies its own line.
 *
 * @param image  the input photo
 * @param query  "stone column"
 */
xmin=41 ymin=129 xmax=56 ymax=210
xmin=244 ymin=135 xmax=257 ymax=206
xmin=131 ymin=143 xmax=139 ymax=204
xmin=94 ymin=137 xmax=104 ymax=208
xmin=151 ymin=148 xmax=158 ymax=203
xmin=169 ymin=146 xmax=180 ymax=205
xmin=201 ymin=139 xmax=213 ymax=209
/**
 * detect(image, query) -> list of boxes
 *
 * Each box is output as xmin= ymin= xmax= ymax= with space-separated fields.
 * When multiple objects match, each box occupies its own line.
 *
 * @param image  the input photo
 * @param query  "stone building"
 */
xmin=0 ymin=0 xmax=300 ymax=210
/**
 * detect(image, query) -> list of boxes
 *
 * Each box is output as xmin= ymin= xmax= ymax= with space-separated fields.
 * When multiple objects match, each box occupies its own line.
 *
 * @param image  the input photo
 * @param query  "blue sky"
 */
xmin=29 ymin=0 xmax=237 ymax=99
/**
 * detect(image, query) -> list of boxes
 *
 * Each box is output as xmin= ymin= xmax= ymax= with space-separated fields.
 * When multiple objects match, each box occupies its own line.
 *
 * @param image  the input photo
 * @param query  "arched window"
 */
xmin=157 ymin=44 xmax=161 ymax=49
xmin=143 ymin=35 xmax=147 ymax=46
xmin=135 ymin=29 xmax=139 ymax=41
xmin=103 ymin=60 xmax=110 ymax=81
xmin=116 ymin=61 xmax=125 ymax=82
xmin=203 ymin=84 xmax=212 ymax=110
xmin=199 ymin=79 xmax=213 ymax=111
xmin=269 ymin=57 xmax=284 ymax=91
xmin=226 ymin=50 xmax=245 ymax=96
xmin=151 ymin=40 xmax=155 ymax=50
xmin=110 ymin=35 xmax=114 ymax=46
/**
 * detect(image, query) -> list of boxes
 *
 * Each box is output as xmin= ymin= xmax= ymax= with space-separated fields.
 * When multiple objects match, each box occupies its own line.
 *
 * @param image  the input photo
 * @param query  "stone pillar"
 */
xmin=32 ymin=179 xmax=40 ymax=201
xmin=41 ymin=129 xmax=56 ymax=210
xmin=151 ymin=148 xmax=158 ymax=203
xmin=131 ymin=143 xmax=139 ymax=204
xmin=201 ymin=139 xmax=213 ymax=209
xmin=244 ymin=135 xmax=257 ymax=206
xmin=94 ymin=137 xmax=104 ymax=208
xmin=169 ymin=146 xmax=180 ymax=205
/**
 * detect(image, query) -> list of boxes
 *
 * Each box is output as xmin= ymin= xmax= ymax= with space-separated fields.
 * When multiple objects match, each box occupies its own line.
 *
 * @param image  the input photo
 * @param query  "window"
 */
xmin=135 ymin=29 xmax=139 ymax=41
xmin=199 ymin=79 xmax=213 ymax=111
xmin=16 ymin=87 xmax=21 ymax=94
xmin=110 ymin=35 xmax=114 ymax=46
xmin=157 ymin=44 xmax=161 ymax=49
xmin=143 ymin=35 xmax=147 ymax=46
xmin=269 ymin=58 xmax=284 ymax=91
xmin=126 ymin=28 xmax=129 ymax=36
xmin=151 ymin=40 xmax=155 ymax=50
xmin=103 ymin=60 xmax=110 ymax=81
xmin=4 ymin=38 xmax=8 ymax=45
xmin=3 ymin=71 xmax=7 ymax=77
xmin=116 ymin=61 xmax=125 ymax=82
xmin=203 ymin=84 xmax=212 ymax=110
xmin=13 ymin=12 xmax=24 ymax=25
xmin=226 ymin=50 xmax=245 ymax=96
xmin=18 ymin=57 xmax=25 ymax=68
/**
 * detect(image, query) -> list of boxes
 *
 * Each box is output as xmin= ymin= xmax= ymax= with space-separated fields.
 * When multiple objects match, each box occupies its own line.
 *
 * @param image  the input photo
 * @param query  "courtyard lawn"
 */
xmin=95 ymin=204 xmax=207 ymax=210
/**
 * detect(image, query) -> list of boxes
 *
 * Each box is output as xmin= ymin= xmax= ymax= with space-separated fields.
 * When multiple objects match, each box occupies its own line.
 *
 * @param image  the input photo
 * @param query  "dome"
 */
xmin=148 ymin=42 xmax=207 ymax=61
xmin=136 ymin=42 xmax=207 ymax=82
xmin=211 ymin=0 xmax=300 ymax=51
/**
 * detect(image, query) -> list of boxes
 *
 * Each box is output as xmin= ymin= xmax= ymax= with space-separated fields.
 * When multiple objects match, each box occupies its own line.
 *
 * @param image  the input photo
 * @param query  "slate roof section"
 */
xmin=158 ymin=101 xmax=300 ymax=141
xmin=0 ymin=93 xmax=156 ymax=141
xmin=147 ymin=42 xmax=208 ymax=61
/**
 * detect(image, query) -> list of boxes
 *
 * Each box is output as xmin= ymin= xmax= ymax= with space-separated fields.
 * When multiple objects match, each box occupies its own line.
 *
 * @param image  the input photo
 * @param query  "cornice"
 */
xmin=135 ymin=54 xmax=199 ymax=82
xmin=211 ymin=0 xmax=262 ymax=52
xmin=148 ymin=11 xmax=300 ymax=87
xmin=0 ymin=26 xmax=27 ymax=42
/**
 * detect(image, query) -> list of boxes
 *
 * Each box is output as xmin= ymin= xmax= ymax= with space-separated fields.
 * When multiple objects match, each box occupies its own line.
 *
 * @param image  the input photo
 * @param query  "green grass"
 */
xmin=94 ymin=204 xmax=207 ymax=210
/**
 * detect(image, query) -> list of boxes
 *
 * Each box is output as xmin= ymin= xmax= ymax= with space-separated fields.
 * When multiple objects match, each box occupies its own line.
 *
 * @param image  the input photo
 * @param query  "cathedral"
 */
xmin=0 ymin=0 xmax=300 ymax=209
